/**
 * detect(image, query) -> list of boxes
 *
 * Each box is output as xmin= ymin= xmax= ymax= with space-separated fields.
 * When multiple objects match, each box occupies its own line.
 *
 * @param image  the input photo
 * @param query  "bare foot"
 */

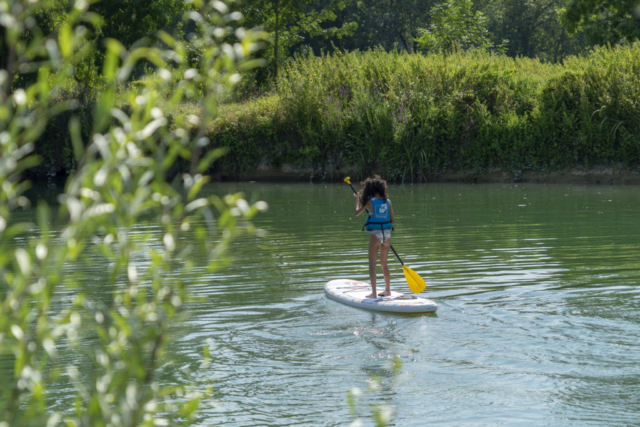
xmin=365 ymin=293 xmax=377 ymax=298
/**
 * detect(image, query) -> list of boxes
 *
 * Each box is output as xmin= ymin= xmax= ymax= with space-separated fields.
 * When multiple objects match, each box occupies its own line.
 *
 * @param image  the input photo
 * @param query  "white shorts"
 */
xmin=370 ymin=230 xmax=391 ymax=243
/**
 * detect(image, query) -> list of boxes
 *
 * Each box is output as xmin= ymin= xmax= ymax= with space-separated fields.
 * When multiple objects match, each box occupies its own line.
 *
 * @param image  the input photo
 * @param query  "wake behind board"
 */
xmin=325 ymin=279 xmax=437 ymax=314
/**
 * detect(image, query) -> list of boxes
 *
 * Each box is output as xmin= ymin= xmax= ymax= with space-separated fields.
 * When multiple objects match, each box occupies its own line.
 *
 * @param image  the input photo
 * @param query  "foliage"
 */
xmin=562 ymin=0 xmax=640 ymax=45
xmin=74 ymin=0 xmax=195 ymax=86
xmin=237 ymin=0 xmax=356 ymax=81
xmin=90 ymin=0 xmax=192 ymax=49
xmin=0 ymin=1 xmax=267 ymax=426
xmin=295 ymin=0 xmax=589 ymax=62
xmin=484 ymin=0 xmax=589 ymax=61
xmin=344 ymin=0 xmax=434 ymax=53
xmin=202 ymin=45 xmax=640 ymax=182
xmin=416 ymin=0 xmax=502 ymax=53
xmin=347 ymin=355 xmax=403 ymax=427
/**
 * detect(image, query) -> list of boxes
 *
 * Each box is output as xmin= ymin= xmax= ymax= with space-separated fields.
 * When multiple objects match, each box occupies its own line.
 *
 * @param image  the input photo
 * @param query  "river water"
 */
xmin=6 ymin=183 xmax=640 ymax=425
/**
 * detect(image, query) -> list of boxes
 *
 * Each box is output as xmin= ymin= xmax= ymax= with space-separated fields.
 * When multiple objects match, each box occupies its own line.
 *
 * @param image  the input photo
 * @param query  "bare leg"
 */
xmin=380 ymin=239 xmax=391 ymax=295
xmin=366 ymin=233 xmax=381 ymax=298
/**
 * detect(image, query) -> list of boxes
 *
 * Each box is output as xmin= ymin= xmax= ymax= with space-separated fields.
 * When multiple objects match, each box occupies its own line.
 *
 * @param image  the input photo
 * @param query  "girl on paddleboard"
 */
xmin=354 ymin=175 xmax=395 ymax=298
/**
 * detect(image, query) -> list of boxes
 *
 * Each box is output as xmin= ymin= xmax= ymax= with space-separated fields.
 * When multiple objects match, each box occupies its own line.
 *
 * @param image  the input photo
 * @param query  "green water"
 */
xmin=6 ymin=183 xmax=640 ymax=425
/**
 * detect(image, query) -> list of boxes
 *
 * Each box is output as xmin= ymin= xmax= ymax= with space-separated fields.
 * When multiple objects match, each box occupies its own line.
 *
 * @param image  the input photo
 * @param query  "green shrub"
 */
xmin=204 ymin=45 xmax=640 ymax=181
xmin=0 ymin=2 xmax=267 ymax=426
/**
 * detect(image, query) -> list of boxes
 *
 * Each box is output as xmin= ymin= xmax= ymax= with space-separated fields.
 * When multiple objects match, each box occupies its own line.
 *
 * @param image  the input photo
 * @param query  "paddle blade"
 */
xmin=344 ymin=176 xmax=351 ymax=185
xmin=403 ymin=265 xmax=426 ymax=294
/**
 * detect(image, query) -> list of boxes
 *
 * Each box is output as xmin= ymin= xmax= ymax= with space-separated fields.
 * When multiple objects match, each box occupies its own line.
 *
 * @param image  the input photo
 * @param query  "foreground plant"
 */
xmin=0 ymin=1 xmax=266 ymax=425
xmin=347 ymin=355 xmax=403 ymax=427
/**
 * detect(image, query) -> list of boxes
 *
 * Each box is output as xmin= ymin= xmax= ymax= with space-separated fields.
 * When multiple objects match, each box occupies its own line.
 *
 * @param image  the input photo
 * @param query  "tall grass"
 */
xmin=206 ymin=45 xmax=640 ymax=181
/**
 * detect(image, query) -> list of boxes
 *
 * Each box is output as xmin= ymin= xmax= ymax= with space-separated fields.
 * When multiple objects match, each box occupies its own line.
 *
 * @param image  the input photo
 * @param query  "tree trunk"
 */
xmin=274 ymin=0 xmax=280 ymax=88
xmin=554 ymin=30 xmax=566 ymax=63
xmin=398 ymin=31 xmax=412 ymax=53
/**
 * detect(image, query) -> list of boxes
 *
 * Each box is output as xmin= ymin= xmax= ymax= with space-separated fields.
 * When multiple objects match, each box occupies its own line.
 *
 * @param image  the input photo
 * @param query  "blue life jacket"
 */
xmin=365 ymin=198 xmax=393 ymax=231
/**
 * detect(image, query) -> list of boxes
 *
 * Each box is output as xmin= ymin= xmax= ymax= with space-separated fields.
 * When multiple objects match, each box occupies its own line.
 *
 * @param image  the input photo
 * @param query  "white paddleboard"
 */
xmin=324 ymin=279 xmax=438 ymax=314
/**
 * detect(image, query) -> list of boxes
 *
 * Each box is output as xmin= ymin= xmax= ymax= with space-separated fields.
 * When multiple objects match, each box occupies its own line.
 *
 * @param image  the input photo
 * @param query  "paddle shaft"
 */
xmin=348 ymin=182 xmax=405 ymax=266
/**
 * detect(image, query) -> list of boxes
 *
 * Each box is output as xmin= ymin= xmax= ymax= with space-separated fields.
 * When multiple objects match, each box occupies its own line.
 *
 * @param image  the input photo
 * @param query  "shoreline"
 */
xmin=213 ymin=164 xmax=640 ymax=185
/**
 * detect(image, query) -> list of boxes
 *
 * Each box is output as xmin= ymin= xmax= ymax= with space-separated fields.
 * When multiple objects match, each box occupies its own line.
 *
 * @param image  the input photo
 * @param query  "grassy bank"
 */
xmin=34 ymin=45 xmax=640 ymax=182
xmin=209 ymin=45 xmax=640 ymax=182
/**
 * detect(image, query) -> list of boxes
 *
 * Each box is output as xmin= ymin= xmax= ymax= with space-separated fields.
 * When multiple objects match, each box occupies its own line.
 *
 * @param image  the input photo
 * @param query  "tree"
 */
xmin=562 ymin=0 xmax=640 ymax=45
xmin=0 ymin=1 xmax=267 ymax=425
xmin=475 ymin=0 xmax=589 ymax=61
xmin=238 ymin=0 xmax=356 ymax=83
xmin=332 ymin=0 xmax=435 ymax=52
xmin=90 ymin=0 xmax=191 ymax=48
xmin=83 ymin=0 xmax=193 ymax=84
xmin=2 ymin=1 xmax=195 ymax=91
xmin=417 ymin=0 xmax=499 ymax=52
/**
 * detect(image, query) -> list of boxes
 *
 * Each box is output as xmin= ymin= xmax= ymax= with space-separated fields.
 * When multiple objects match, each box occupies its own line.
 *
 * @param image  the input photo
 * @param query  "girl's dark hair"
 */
xmin=360 ymin=175 xmax=388 ymax=206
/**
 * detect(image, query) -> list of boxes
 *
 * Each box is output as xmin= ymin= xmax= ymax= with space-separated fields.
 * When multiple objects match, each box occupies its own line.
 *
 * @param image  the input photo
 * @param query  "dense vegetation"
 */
xmin=36 ymin=44 xmax=640 ymax=182
xmin=1 ymin=1 xmax=268 ymax=426
xmin=208 ymin=45 xmax=640 ymax=181
xmin=16 ymin=0 xmax=640 ymax=182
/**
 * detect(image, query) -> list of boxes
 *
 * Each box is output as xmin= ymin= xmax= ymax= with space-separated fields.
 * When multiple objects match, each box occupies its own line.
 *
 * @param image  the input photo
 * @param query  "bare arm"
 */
xmin=388 ymin=199 xmax=395 ymax=226
xmin=354 ymin=193 xmax=370 ymax=216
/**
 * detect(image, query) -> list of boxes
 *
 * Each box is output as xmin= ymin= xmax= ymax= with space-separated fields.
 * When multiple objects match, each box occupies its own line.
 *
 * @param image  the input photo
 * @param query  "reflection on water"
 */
xmin=5 ymin=183 xmax=640 ymax=426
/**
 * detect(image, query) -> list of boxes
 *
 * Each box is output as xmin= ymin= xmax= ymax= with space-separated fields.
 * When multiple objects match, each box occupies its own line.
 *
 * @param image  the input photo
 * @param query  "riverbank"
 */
xmin=32 ymin=45 xmax=640 ymax=184
xmin=207 ymin=45 xmax=640 ymax=184
xmin=213 ymin=163 xmax=640 ymax=185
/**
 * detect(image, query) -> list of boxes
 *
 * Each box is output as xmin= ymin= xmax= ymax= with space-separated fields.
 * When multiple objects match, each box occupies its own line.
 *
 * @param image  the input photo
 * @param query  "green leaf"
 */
xmin=197 ymin=147 xmax=228 ymax=173
xmin=69 ymin=116 xmax=84 ymax=161
xmin=59 ymin=24 xmax=72 ymax=58
xmin=94 ymin=87 xmax=115 ymax=133
xmin=102 ymin=39 xmax=125 ymax=81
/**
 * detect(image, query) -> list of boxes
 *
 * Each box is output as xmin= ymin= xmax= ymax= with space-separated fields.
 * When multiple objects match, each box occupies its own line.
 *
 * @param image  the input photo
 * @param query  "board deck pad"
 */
xmin=324 ymin=279 xmax=437 ymax=314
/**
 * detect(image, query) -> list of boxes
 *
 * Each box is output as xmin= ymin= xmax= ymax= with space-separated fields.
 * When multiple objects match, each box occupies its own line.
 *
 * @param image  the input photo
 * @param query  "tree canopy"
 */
xmin=5 ymin=0 xmax=637 ymax=92
xmin=417 ymin=0 xmax=500 ymax=53
xmin=562 ymin=0 xmax=640 ymax=45
xmin=237 ymin=0 xmax=356 ymax=81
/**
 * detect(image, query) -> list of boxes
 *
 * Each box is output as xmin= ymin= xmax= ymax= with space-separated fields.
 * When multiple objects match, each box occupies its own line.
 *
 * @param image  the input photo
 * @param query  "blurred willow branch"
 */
xmin=0 ymin=1 xmax=267 ymax=426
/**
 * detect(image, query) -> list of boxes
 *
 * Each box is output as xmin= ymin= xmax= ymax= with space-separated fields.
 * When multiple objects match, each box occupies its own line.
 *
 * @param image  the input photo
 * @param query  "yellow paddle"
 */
xmin=345 ymin=177 xmax=427 ymax=294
